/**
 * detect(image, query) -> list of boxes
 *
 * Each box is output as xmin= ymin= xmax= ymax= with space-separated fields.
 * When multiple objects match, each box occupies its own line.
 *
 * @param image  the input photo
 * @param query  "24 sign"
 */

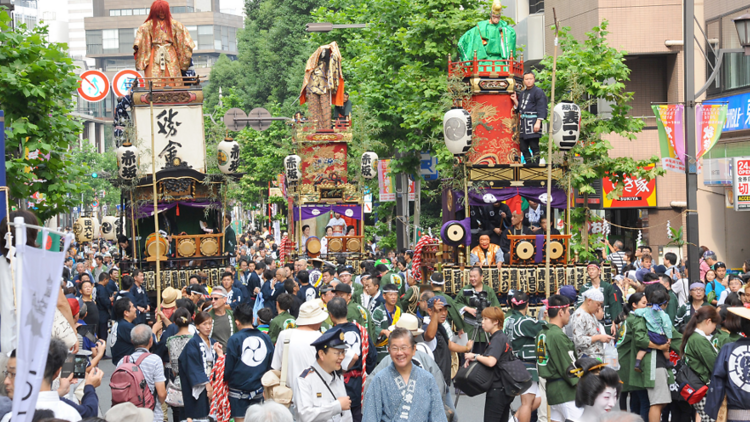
xmin=732 ymin=157 xmax=750 ymax=211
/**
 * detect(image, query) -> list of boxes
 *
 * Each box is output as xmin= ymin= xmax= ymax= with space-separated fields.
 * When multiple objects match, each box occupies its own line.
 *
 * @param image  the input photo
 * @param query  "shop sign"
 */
xmin=602 ymin=165 xmax=657 ymax=208
xmin=732 ymin=157 xmax=750 ymax=211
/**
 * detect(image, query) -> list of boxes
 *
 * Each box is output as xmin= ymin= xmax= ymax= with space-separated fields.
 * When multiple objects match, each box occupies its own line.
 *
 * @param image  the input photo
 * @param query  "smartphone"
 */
xmin=61 ymin=354 xmax=88 ymax=379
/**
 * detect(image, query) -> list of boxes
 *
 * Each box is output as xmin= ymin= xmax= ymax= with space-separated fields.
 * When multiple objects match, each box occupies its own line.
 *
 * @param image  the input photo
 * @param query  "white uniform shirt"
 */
xmin=271 ymin=329 xmax=322 ymax=408
xmin=296 ymin=361 xmax=353 ymax=422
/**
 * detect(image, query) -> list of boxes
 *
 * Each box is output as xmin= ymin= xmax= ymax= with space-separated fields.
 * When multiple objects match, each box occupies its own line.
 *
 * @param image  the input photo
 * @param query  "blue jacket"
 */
xmin=224 ymin=328 xmax=274 ymax=393
xmin=706 ymin=337 xmax=750 ymax=418
xmin=110 ymin=319 xmax=136 ymax=366
xmin=260 ymin=280 xmax=284 ymax=317
xmin=61 ymin=384 xmax=99 ymax=418
xmin=226 ymin=286 xmax=244 ymax=310
xmin=94 ymin=283 xmax=112 ymax=321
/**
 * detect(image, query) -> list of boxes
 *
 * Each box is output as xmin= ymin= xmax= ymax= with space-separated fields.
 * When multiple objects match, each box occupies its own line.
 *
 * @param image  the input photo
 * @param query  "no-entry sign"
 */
xmin=78 ymin=70 xmax=110 ymax=102
xmin=112 ymin=69 xmax=143 ymax=98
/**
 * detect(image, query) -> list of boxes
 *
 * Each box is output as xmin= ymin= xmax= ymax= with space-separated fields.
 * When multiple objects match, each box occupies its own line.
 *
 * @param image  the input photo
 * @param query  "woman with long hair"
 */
xmin=674 ymin=283 xmax=710 ymax=333
xmin=680 ymin=306 xmax=720 ymax=422
xmin=178 ymin=311 xmax=223 ymax=419
xmin=464 ymin=306 xmax=515 ymax=422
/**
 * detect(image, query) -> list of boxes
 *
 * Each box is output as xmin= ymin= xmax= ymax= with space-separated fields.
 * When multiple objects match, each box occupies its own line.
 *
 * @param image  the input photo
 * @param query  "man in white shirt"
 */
xmin=1 ymin=339 xmax=82 ymax=422
xmin=271 ymin=301 xmax=328 ymax=416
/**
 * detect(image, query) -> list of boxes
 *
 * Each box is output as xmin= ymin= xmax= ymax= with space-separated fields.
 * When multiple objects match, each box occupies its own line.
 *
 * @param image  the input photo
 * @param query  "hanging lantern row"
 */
xmin=73 ymin=215 xmax=124 ymax=243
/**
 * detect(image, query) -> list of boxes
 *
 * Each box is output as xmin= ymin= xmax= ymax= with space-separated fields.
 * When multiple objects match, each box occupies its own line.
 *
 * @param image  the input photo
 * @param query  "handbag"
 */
xmin=497 ymin=351 xmax=532 ymax=396
xmin=165 ymin=379 xmax=183 ymax=407
xmin=674 ymin=360 xmax=708 ymax=405
xmin=453 ymin=360 xmax=494 ymax=397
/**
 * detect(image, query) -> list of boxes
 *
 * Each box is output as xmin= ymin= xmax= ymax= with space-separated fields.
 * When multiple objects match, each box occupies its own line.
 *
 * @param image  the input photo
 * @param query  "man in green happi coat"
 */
xmin=458 ymin=0 xmax=517 ymax=62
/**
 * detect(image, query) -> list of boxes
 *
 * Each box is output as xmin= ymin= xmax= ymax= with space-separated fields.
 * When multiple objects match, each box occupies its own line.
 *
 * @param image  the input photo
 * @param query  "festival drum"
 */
xmin=200 ymin=237 xmax=219 ymax=256
xmin=346 ymin=237 xmax=361 ymax=252
xmin=145 ymin=233 xmax=168 ymax=258
xmin=306 ymin=236 xmax=321 ymax=257
xmin=328 ymin=237 xmax=344 ymax=253
xmin=177 ymin=238 xmax=197 ymax=257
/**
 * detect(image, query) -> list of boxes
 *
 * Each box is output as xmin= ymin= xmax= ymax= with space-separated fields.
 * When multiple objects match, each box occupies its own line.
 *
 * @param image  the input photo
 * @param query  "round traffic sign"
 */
xmin=78 ymin=70 xmax=110 ymax=102
xmin=112 ymin=69 xmax=143 ymax=98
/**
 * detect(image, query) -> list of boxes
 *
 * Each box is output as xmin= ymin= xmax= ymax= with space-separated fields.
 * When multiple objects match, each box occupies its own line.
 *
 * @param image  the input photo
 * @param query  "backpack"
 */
xmin=497 ymin=346 xmax=532 ymax=396
xmin=110 ymin=353 xmax=156 ymax=409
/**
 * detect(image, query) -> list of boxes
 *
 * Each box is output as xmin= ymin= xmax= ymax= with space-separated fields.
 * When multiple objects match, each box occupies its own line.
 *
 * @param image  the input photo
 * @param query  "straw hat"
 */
xmin=161 ymin=287 xmax=181 ymax=308
xmin=395 ymin=313 xmax=424 ymax=336
xmin=728 ymin=307 xmax=750 ymax=320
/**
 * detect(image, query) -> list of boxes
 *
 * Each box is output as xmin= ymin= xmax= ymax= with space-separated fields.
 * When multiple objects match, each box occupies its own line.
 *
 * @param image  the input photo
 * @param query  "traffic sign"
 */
xmin=420 ymin=151 xmax=438 ymax=181
xmin=112 ymin=69 xmax=143 ymax=97
xmin=92 ymin=199 xmax=99 ymax=208
xmin=78 ymin=70 xmax=110 ymax=102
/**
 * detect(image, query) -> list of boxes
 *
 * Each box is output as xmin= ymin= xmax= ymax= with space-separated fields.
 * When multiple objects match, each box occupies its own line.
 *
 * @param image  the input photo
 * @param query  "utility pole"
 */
xmin=684 ymin=0 xmax=700 ymax=281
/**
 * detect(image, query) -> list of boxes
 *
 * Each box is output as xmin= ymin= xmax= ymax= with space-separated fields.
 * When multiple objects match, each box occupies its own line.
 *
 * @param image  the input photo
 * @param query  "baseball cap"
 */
xmin=333 ymin=283 xmax=352 ymax=294
xmin=427 ymin=296 xmax=451 ymax=309
xmin=559 ymin=285 xmax=577 ymax=303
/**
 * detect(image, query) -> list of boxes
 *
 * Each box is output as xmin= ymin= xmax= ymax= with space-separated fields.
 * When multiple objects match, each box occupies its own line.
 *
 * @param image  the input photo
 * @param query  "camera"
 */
xmin=463 ymin=290 xmax=490 ymax=327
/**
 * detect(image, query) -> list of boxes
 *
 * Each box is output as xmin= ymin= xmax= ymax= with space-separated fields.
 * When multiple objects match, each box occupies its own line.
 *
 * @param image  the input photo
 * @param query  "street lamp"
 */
xmin=305 ymin=23 xmax=368 ymax=33
xmin=734 ymin=13 xmax=750 ymax=55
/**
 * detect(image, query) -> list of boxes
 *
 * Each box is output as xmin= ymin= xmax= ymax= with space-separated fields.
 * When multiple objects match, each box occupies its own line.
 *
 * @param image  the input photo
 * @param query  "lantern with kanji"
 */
xmin=217 ymin=137 xmax=241 ymax=174
xmin=116 ymin=141 xmax=138 ymax=180
xmin=284 ymin=155 xmax=302 ymax=183
xmin=361 ymin=152 xmax=378 ymax=179
xmin=73 ymin=216 xmax=96 ymax=243
xmin=100 ymin=216 xmax=118 ymax=241
xmin=551 ymin=101 xmax=581 ymax=151
xmin=443 ymin=108 xmax=472 ymax=155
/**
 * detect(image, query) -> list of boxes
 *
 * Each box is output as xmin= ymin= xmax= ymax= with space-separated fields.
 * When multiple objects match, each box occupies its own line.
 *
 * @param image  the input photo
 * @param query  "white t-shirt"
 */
xmin=271 ymin=328 xmax=322 ymax=406
xmin=0 ymin=391 xmax=81 ymax=422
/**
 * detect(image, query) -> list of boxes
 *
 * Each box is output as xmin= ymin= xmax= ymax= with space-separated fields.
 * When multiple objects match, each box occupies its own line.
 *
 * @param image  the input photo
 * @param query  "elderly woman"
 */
xmin=674 ymin=283 xmax=711 ymax=333
xmin=570 ymin=289 xmax=614 ymax=360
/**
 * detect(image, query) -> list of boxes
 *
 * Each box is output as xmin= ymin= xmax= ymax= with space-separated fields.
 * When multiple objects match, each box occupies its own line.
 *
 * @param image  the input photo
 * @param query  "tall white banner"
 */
xmin=12 ymin=225 xmax=71 ymax=422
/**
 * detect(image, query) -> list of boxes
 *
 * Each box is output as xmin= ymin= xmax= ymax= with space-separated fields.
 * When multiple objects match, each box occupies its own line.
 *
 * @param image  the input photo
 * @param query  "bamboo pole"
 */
xmin=149 ymin=81 xmax=162 ymax=307
xmin=545 ymin=8 xmax=560 ymax=300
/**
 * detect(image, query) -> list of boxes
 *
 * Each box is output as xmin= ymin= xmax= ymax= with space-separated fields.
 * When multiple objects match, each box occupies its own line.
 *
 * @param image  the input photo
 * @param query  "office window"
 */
xmin=109 ymin=9 xmax=120 ymax=16
xmin=229 ymin=27 xmax=236 ymax=51
xmin=121 ymin=8 xmax=132 ymax=15
xmin=103 ymin=29 xmax=119 ymax=53
xmin=86 ymin=29 xmax=102 ymax=55
xmin=198 ymin=25 xmax=213 ymax=50
xmin=186 ymin=25 xmax=198 ymax=43
xmin=119 ymin=28 xmax=135 ymax=54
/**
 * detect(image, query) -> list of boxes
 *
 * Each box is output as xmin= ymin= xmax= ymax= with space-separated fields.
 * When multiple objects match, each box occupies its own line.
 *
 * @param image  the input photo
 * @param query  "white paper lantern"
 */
xmin=361 ymin=152 xmax=378 ymax=179
xmin=100 ymin=216 xmax=118 ymax=241
xmin=218 ymin=137 xmax=241 ymax=174
xmin=551 ymin=101 xmax=581 ymax=151
xmin=116 ymin=142 xmax=138 ymax=180
xmin=73 ymin=216 xmax=96 ymax=243
xmin=443 ymin=108 xmax=472 ymax=155
xmin=284 ymin=155 xmax=302 ymax=183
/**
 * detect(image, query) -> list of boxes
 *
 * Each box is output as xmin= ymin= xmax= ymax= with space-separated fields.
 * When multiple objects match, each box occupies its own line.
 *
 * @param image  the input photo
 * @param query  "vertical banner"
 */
xmin=378 ymin=159 xmax=395 ymax=201
xmin=696 ymin=104 xmax=728 ymax=159
xmin=652 ymin=105 xmax=685 ymax=173
xmin=732 ymin=157 xmax=750 ymax=211
xmin=12 ymin=226 xmax=72 ymax=421
xmin=0 ymin=110 xmax=6 ymax=225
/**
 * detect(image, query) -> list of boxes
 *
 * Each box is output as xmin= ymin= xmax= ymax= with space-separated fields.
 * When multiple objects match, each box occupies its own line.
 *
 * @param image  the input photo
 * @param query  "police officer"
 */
xmin=297 ymin=326 xmax=353 ymax=422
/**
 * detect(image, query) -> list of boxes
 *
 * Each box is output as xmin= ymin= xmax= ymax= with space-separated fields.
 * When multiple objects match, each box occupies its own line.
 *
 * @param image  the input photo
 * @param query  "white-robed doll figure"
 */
xmin=566 ymin=358 xmax=621 ymax=422
xmin=178 ymin=311 xmax=224 ymax=419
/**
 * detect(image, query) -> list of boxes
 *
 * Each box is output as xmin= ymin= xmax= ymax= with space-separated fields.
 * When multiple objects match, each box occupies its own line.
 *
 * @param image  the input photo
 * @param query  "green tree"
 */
xmin=68 ymin=143 xmax=119 ymax=213
xmin=535 ymin=21 xmax=664 ymax=260
xmin=0 ymin=11 xmax=87 ymax=221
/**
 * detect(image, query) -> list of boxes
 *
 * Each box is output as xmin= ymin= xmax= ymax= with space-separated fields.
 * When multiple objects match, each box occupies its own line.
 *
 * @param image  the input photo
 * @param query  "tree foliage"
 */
xmin=68 ymin=143 xmax=119 ymax=213
xmin=535 ymin=21 xmax=664 ymax=260
xmin=0 ymin=11 xmax=87 ymax=221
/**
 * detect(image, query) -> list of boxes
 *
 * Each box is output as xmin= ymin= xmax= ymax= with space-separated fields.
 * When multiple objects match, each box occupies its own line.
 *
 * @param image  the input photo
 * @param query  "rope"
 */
xmin=598 ymin=209 xmax=692 ymax=231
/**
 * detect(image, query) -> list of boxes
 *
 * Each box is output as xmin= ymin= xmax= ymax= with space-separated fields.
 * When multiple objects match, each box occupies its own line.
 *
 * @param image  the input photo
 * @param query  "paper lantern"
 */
xmin=284 ymin=155 xmax=302 ymax=183
xmin=116 ymin=142 xmax=138 ymax=180
xmin=551 ymin=101 xmax=581 ymax=151
xmin=100 ymin=216 xmax=118 ymax=241
xmin=217 ymin=137 xmax=240 ymax=174
xmin=443 ymin=108 xmax=472 ymax=155
xmin=73 ymin=216 xmax=96 ymax=243
xmin=361 ymin=152 xmax=378 ymax=179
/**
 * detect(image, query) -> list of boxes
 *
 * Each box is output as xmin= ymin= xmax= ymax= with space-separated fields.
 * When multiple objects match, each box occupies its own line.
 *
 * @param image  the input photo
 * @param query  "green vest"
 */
xmin=454 ymin=283 xmax=501 ymax=344
xmin=712 ymin=329 xmax=742 ymax=350
xmin=684 ymin=332 xmax=718 ymax=384
xmin=536 ymin=324 xmax=578 ymax=405
xmin=504 ymin=309 xmax=546 ymax=381
xmin=268 ymin=311 xmax=296 ymax=344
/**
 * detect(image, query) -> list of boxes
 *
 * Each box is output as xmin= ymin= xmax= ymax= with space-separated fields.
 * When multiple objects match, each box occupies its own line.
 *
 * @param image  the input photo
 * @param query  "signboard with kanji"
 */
xmin=378 ymin=159 xmax=414 ymax=202
xmin=732 ymin=157 xmax=750 ymax=211
xmin=602 ymin=165 xmax=657 ymax=208
xmin=134 ymin=105 xmax=206 ymax=173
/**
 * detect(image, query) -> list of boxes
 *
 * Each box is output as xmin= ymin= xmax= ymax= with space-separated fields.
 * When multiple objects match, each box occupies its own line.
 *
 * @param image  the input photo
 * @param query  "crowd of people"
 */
xmin=3 ymin=218 xmax=750 ymax=422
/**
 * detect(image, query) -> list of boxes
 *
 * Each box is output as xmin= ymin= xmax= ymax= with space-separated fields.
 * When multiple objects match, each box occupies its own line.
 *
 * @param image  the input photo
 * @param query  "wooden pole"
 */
xmin=149 ymin=81 xmax=162 ymax=307
xmin=545 ymin=8 xmax=560 ymax=300
xmin=464 ymin=159 xmax=470 ymax=266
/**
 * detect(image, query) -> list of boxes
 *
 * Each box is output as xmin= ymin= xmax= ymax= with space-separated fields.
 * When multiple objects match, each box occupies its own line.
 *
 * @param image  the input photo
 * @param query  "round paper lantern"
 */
xmin=361 ymin=152 xmax=378 ymax=180
xmin=551 ymin=101 xmax=581 ymax=151
xmin=116 ymin=142 xmax=138 ymax=180
xmin=73 ymin=216 xmax=96 ymax=243
xmin=443 ymin=108 xmax=472 ymax=155
xmin=100 ymin=216 xmax=118 ymax=241
xmin=284 ymin=155 xmax=302 ymax=183
xmin=217 ymin=137 xmax=240 ymax=174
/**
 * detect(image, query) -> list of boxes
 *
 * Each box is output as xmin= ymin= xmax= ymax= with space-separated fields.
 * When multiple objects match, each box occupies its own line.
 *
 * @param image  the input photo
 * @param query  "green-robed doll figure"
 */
xmin=458 ymin=0 xmax=517 ymax=62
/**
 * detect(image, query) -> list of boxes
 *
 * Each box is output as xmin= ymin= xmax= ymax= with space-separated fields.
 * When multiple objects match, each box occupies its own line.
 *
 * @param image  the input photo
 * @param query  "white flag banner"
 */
xmin=12 ymin=224 xmax=72 ymax=422
xmin=273 ymin=220 xmax=281 ymax=245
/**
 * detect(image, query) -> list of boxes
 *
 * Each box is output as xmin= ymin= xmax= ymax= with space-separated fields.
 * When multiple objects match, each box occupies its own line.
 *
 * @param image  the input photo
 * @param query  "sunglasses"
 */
xmin=211 ymin=296 xmax=225 ymax=301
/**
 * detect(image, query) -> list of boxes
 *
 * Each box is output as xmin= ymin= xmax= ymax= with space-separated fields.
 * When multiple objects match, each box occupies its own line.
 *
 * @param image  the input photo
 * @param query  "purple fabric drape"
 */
xmin=453 ymin=186 xmax=568 ymax=210
xmin=292 ymin=204 xmax=362 ymax=221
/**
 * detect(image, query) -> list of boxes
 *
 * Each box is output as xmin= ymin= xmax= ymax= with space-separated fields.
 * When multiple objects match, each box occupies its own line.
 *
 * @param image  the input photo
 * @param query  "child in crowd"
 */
xmin=634 ymin=288 xmax=671 ymax=371
xmin=257 ymin=308 xmax=272 ymax=335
